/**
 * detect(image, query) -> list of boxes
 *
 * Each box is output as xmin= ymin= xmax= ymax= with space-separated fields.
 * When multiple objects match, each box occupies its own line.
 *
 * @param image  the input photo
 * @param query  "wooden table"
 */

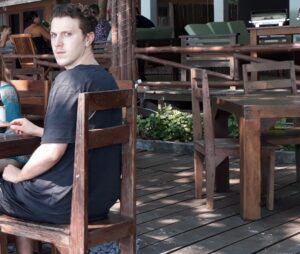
xmin=213 ymin=93 xmax=300 ymax=220
xmin=249 ymin=25 xmax=300 ymax=57
xmin=0 ymin=135 xmax=40 ymax=159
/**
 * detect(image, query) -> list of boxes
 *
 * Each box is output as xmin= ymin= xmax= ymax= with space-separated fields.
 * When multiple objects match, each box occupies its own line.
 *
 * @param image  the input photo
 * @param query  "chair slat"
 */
xmin=88 ymin=125 xmax=130 ymax=149
xmin=86 ymin=90 xmax=132 ymax=112
xmin=243 ymin=61 xmax=297 ymax=94
xmin=245 ymin=61 xmax=293 ymax=72
xmin=246 ymin=79 xmax=294 ymax=91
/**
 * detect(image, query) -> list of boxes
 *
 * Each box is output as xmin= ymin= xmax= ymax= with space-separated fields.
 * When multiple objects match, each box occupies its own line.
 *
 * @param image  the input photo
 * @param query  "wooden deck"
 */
xmin=137 ymin=151 xmax=300 ymax=254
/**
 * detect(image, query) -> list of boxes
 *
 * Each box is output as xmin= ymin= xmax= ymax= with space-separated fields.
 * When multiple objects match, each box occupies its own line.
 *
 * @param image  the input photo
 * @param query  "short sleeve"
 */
xmin=42 ymin=84 xmax=79 ymax=144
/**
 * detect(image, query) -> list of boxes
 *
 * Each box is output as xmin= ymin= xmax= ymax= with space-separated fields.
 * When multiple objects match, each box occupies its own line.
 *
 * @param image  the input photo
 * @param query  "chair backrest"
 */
xmin=227 ymin=20 xmax=250 ymax=45
xmin=207 ymin=22 xmax=231 ymax=34
xmin=116 ymin=80 xmax=133 ymax=89
xmin=184 ymin=24 xmax=213 ymax=36
xmin=191 ymin=68 xmax=215 ymax=148
xmin=10 ymin=79 xmax=50 ymax=116
xmin=242 ymin=61 xmax=297 ymax=94
xmin=70 ymin=88 xmax=136 ymax=247
xmin=10 ymin=67 xmax=44 ymax=80
xmin=10 ymin=34 xmax=37 ymax=68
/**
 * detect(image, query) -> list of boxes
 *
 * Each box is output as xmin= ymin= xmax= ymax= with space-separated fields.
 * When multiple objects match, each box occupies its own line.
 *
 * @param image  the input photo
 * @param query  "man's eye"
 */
xmin=64 ymin=32 xmax=72 ymax=37
xmin=50 ymin=33 xmax=56 ymax=38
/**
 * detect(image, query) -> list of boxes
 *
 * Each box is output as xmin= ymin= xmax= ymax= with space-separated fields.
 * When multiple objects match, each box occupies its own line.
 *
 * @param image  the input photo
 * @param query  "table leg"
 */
xmin=296 ymin=144 xmax=300 ymax=181
xmin=240 ymin=117 xmax=261 ymax=220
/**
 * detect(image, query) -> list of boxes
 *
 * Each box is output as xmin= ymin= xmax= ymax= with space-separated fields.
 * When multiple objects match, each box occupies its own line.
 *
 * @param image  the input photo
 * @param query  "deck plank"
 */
xmin=136 ymin=152 xmax=300 ymax=254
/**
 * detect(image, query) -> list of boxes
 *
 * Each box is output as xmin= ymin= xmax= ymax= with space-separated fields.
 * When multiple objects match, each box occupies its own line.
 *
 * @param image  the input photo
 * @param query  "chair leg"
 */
xmin=0 ymin=231 xmax=8 ymax=254
xmin=296 ymin=144 xmax=300 ymax=182
xmin=119 ymin=233 xmax=136 ymax=254
xmin=55 ymin=246 xmax=69 ymax=254
xmin=206 ymin=156 xmax=216 ymax=210
xmin=266 ymin=150 xmax=275 ymax=210
xmin=262 ymin=148 xmax=275 ymax=211
xmin=194 ymin=151 xmax=203 ymax=198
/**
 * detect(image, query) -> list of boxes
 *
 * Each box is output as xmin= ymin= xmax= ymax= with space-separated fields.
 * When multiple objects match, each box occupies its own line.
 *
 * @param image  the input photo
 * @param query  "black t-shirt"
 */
xmin=0 ymin=65 xmax=121 ymax=224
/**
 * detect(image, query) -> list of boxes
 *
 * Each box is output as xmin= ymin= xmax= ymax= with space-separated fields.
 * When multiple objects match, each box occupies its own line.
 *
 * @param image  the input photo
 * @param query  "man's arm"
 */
xmin=3 ymin=143 xmax=67 ymax=183
xmin=39 ymin=26 xmax=51 ymax=41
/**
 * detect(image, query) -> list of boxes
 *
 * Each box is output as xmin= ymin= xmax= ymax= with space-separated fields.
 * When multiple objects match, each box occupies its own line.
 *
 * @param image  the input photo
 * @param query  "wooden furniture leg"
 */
xmin=240 ymin=117 xmax=261 ymax=220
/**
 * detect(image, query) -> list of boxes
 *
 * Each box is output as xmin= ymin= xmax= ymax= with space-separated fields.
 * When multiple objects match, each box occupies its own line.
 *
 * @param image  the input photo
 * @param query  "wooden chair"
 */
xmin=10 ymin=79 xmax=49 ymax=117
xmin=242 ymin=60 xmax=297 ymax=94
xmin=191 ymin=68 xmax=275 ymax=210
xmin=10 ymin=34 xmax=37 ymax=69
xmin=180 ymin=24 xmax=237 ymax=81
xmin=9 ymin=67 xmax=44 ymax=80
xmin=0 ymin=87 xmax=136 ymax=254
xmin=243 ymin=61 xmax=300 ymax=209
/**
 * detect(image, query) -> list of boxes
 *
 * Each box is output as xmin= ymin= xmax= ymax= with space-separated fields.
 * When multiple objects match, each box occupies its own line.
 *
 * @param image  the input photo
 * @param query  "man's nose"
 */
xmin=53 ymin=35 xmax=63 ymax=47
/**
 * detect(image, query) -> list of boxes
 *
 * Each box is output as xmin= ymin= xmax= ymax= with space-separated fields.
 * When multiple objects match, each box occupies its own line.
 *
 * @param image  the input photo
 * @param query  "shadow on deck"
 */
xmin=137 ymin=151 xmax=300 ymax=254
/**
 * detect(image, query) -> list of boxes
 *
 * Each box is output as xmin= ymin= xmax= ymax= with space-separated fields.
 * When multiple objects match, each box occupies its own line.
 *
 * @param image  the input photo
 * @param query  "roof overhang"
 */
xmin=0 ymin=0 xmax=42 ymax=8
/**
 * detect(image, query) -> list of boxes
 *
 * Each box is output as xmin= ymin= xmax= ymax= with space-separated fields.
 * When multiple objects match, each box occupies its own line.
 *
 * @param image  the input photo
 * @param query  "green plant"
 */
xmin=228 ymin=114 xmax=239 ymax=138
xmin=137 ymin=105 xmax=193 ymax=142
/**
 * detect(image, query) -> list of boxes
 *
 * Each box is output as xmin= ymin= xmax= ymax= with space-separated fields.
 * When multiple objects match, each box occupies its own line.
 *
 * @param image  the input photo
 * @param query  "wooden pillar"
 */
xmin=116 ymin=0 xmax=135 ymax=80
xmin=111 ymin=0 xmax=119 ymax=79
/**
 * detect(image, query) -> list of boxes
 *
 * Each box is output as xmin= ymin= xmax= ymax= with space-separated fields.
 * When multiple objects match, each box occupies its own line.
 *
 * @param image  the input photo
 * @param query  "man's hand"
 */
xmin=10 ymin=118 xmax=43 ymax=137
xmin=3 ymin=165 xmax=22 ymax=183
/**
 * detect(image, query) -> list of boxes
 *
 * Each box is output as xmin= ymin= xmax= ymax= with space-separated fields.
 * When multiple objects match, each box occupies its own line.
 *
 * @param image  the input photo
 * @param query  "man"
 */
xmin=0 ymin=26 xmax=13 ymax=53
xmin=2 ymin=4 xmax=121 ymax=254
xmin=90 ymin=4 xmax=111 ymax=42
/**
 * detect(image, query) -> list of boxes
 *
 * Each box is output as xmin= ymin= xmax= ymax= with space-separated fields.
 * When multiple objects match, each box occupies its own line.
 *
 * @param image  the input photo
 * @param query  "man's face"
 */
xmin=50 ymin=17 xmax=87 ymax=69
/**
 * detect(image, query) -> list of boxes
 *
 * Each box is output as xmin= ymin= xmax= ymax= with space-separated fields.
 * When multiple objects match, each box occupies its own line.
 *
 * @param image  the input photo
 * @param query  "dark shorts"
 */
xmin=0 ymin=180 xmax=37 ymax=222
xmin=0 ymin=181 xmax=15 ymax=215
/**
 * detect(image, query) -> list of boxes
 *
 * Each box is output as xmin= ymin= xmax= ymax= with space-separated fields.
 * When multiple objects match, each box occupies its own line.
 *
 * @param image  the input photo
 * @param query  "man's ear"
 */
xmin=85 ymin=32 xmax=95 ymax=47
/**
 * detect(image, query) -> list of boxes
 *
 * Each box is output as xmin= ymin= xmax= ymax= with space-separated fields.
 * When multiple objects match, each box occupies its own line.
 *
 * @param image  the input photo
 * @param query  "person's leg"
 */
xmin=16 ymin=236 xmax=34 ymax=254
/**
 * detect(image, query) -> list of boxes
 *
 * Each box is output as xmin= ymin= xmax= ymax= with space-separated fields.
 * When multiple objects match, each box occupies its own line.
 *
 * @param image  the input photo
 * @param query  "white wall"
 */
xmin=214 ymin=0 xmax=229 ymax=22
xmin=140 ymin=0 xmax=157 ymax=26
xmin=290 ymin=0 xmax=300 ymax=26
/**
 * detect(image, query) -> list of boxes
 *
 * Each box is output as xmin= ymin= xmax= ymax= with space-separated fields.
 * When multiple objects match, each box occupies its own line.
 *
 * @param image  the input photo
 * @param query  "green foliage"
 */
xmin=272 ymin=118 xmax=293 ymax=129
xmin=228 ymin=114 xmax=239 ymax=138
xmin=137 ymin=105 xmax=193 ymax=142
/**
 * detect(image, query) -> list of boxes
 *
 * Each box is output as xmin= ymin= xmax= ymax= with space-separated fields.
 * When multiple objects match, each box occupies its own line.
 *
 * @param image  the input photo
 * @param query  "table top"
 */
xmin=213 ymin=93 xmax=300 ymax=119
xmin=0 ymin=135 xmax=40 ymax=159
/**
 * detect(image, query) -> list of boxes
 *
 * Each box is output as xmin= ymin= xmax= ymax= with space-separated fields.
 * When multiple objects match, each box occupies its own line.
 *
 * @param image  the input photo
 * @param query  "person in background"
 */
xmin=90 ymin=4 xmax=111 ymax=42
xmin=1 ymin=4 xmax=121 ymax=253
xmin=136 ymin=7 xmax=155 ymax=28
xmin=135 ymin=8 xmax=155 ymax=80
xmin=0 ymin=55 xmax=29 ymax=171
xmin=24 ymin=12 xmax=51 ymax=54
xmin=0 ymin=26 xmax=14 ymax=52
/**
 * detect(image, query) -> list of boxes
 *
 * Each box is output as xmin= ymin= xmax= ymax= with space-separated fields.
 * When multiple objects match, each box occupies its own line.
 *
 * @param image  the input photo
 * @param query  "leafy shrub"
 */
xmin=137 ymin=105 xmax=193 ymax=142
xmin=228 ymin=114 xmax=239 ymax=138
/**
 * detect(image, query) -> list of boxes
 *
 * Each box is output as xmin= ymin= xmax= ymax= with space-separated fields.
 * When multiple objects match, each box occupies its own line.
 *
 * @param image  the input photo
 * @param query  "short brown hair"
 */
xmin=52 ymin=4 xmax=98 ymax=36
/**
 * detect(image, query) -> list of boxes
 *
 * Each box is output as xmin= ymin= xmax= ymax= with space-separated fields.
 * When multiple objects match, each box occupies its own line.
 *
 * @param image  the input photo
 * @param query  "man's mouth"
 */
xmin=55 ymin=51 xmax=65 ymax=56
